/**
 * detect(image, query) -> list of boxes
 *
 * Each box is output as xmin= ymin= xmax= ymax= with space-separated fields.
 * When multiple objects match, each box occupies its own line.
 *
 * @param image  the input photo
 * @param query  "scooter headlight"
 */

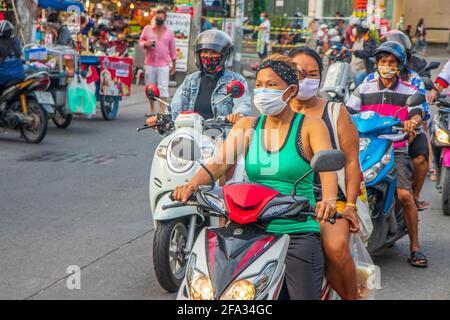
xmin=359 ymin=138 xmax=371 ymax=152
xmin=167 ymin=134 xmax=197 ymax=173
xmin=436 ymin=128 xmax=450 ymax=145
xmin=363 ymin=162 xmax=383 ymax=183
xmin=186 ymin=254 xmax=214 ymax=300
xmin=220 ymin=262 xmax=277 ymax=300
xmin=221 ymin=279 xmax=255 ymax=300
xmin=190 ymin=275 xmax=215 ymax=300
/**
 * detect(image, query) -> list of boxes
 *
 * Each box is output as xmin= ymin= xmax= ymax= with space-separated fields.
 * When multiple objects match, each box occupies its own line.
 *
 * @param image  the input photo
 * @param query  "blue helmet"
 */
xmin=373 ymin=40 xmax=407 ymax=69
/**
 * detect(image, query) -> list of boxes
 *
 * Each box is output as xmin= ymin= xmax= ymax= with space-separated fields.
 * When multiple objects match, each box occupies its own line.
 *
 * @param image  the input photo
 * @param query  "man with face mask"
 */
xmin=145 ymin=29 xmax=251 ymax=127
xmin=347 ymin=41 xmax=428 ymax=268
xmin=139 ymin=9 xmax=176 ymax=116
xmin=343 ymin=19 xmax=376 ymax=87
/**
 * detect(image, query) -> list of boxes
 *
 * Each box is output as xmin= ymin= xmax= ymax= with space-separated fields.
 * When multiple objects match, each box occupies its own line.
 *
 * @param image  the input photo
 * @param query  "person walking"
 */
xmin=414 ymin=18 xmax=427 ymax=55
xmin=139 ymin=9 xmax=176 ymax=116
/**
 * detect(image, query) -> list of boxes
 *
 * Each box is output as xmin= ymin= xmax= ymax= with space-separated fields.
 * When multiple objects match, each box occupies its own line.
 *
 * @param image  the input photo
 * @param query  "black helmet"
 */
xmin=0 ymin=20 xmax=14 ymax=39
xmin=380 ymin=30 xmax=412 ymax=61
xmin=194 ymin=29 xmax=234 ymax=71
xmin=373 ymin=40 xmax=407 ymax=70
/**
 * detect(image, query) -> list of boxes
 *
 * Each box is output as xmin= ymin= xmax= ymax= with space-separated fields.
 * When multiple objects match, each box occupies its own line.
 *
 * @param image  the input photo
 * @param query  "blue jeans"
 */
xmin=415 ymin=36 xmax=427 ymax=53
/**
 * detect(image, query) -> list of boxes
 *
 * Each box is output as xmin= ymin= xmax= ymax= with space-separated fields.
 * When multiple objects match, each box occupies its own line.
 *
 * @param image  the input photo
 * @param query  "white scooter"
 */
xmin=138 ymin=80 xmax=245 ymax=292
xmin=168 ymin=150 xmax=346 ymax=300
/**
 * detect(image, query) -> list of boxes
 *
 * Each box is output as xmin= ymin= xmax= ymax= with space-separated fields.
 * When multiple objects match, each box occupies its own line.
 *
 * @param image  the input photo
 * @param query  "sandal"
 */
xmin=408 ymin=251 xmax=428 ymax=268
xmin=415 ymin=200 xmax=430 ymax=211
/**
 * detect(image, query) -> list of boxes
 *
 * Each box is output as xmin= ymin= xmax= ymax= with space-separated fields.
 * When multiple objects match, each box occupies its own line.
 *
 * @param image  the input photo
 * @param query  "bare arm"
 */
xmin=337 ymin=105 xmax=361 ymax=205
xmin=303 ymin=116 xmax=338 ymax=222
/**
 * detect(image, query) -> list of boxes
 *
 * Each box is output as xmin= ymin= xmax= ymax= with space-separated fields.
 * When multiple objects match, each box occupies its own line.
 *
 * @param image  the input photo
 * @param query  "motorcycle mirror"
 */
xmin=145 ymin=84 xmax=160 ymax=101
xmin=226 ymin=80 xmax=245 ymax=99
xmin=311 ymin=150 xmax=346 ymax=172
xmin=406 ymin=93 xmax=426 ymax=108
xmin=422 ymin=77 xmax=436 ymax=91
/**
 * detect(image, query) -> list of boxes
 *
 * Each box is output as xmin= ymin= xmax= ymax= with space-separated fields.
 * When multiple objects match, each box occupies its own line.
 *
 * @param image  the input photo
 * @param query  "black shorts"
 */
xmin=395 ymin=151 xmax=413 ymax=192
xmin=279 ymin=232 xmax=324 ymax=300
xmin=408 ymin=132 xmax=429 ymax=160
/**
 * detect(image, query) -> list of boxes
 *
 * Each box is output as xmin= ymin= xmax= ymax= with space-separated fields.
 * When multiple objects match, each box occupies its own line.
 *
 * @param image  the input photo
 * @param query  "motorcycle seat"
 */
xmin=3 ymin=77 xmax=25 ymax=88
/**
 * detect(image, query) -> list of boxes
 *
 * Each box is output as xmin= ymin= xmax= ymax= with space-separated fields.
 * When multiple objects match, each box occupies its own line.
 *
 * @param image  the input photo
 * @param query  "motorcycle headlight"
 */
xmin=436 ymin=128 xmax=450 ymax=145
xmin=190 ymin=275 xmax=215 ymax=300
xmin=186 ymin=254 xmax=214 ymax=300
xmin=220 ymin=262 xmax=277 ymax=300
xmin=359 ymin=138 xmax=371 ymax=152
xmin=363 ymin=162 xmax=383 ymax=183
xmin=166 ymin=134 xmax=197 ymax=173
xmin=157 ymin=145 xmax=167 ymax=158
xmin=203 ymin=194 xmax=225 ymax=213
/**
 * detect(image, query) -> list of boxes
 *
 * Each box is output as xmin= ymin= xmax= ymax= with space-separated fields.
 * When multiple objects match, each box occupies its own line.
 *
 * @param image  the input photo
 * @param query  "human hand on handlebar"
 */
xmin=172 ymin=184 xmax=199 ymax=202
xmin=315 ymin=198 xmax=337 ymax=224
xmin=145 ymin=116 xmax=157 ymax=127
xmin=403 ymin=119 xmax=419 ymax=133
xmin=226 ymin=113 xmax=244 ymax=124
xmin=342 ymin=206 xmax=360 ymax=233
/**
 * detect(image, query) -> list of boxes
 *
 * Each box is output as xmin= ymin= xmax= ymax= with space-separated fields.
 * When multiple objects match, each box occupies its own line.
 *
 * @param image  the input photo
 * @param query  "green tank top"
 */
xmin=245 ymin=113 xmax=319 ymax=234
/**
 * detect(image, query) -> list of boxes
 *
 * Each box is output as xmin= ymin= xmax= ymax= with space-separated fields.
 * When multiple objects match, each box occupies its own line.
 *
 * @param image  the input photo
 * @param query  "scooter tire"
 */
xmin=153 ymin=219 xmax=188 ymax=293
xmin=442 ymin=167 xmax=450 ymax=216
xmin=52 ymin=111 xmax=72 ymax=129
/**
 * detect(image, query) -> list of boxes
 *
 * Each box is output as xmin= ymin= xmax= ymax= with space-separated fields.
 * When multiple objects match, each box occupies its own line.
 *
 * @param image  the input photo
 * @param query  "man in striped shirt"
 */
xmin=347 ymin=41 xmax=428 ymax=267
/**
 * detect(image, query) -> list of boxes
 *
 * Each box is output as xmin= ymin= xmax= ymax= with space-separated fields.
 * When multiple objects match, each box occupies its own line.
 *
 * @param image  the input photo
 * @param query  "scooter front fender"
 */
xmin=153 ymin=192 xmax=200 ymax=222
xmin=442 ymin=148 xmax=450 ymax=167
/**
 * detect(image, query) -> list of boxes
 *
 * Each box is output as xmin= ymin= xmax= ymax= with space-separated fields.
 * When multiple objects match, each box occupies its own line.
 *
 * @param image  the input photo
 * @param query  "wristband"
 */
xmin=345 ymin=202 xmax=357 ymax=209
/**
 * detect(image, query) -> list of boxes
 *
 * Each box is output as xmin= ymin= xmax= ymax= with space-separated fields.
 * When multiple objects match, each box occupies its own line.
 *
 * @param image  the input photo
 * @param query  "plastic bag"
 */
xmin=349 ymin=233 xmax=381 ymax=300
xmin=67 ymin=75 xmax=97 ymax=116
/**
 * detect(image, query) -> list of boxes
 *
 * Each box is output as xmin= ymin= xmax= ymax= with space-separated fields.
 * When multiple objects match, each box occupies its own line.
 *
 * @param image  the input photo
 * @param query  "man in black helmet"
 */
xmin=145 ymin=29 xmax=251 ymax=127
xmin=0 ymin=20 xmax=25 ymax=89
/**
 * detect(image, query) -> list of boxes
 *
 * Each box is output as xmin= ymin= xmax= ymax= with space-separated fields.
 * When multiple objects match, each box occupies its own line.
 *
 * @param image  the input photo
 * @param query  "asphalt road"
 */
xmin=1 ymin=53 xmax=449 ymax=300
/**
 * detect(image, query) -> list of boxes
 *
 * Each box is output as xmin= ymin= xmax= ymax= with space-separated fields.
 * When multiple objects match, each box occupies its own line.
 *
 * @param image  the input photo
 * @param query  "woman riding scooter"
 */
xmin=145 ymin=30 xmax=251 ymax=127
xmin=172 ymin=54 xmax=339 ymax=299
xmin=0 ymin=20 xmax=25 ymax=91
xmin=289 ymin=46 xmax=362 ymax=300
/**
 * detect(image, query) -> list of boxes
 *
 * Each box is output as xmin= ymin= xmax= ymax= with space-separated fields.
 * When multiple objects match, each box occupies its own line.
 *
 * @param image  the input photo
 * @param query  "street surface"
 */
xmin=0 ymin=51 xmax=449 ymax=300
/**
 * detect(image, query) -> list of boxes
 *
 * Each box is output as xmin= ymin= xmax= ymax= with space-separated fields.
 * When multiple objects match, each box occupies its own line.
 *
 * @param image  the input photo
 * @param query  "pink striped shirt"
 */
xmin=139 ymin=25 xmax=176 ymax=67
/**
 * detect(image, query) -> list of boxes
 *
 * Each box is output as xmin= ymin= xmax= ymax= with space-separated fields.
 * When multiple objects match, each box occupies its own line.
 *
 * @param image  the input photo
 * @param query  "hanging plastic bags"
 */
xmin=67 ymin=75 xmax=97 ymax=117
xmin=350 ymin=233 xmax=381 ymax=300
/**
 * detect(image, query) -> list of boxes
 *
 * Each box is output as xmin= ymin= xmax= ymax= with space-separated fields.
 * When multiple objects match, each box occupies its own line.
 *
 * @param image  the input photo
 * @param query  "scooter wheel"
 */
xmin=153 ymin=219 xmax=188 ymax=292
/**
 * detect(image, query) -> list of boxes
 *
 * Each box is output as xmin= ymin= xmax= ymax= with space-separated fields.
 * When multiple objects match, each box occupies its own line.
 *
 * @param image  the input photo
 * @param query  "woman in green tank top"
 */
xmin=172 ymin=54 xmax=338 ymax=300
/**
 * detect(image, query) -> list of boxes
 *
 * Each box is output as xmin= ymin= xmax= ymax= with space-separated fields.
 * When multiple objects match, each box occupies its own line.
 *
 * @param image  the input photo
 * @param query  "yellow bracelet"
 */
xmin=345 ymin=202 xmax=357 ymax=208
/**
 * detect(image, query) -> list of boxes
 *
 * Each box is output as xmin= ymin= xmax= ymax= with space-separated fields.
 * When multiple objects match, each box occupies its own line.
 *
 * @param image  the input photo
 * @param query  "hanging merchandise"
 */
xmin=68 ymin=75 xmax=97 ymax=116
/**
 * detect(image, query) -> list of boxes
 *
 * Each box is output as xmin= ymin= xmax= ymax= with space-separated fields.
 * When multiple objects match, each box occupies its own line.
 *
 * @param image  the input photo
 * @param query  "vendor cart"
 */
xmin=79 ymin=55 xmax=122 ymax=120
xmin=23 ymin=44 xmax=76 ymax=129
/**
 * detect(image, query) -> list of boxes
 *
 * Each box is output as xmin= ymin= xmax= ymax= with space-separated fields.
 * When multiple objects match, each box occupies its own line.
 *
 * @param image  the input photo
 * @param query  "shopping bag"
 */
xmin=67 ymin=75 xmax=97 ymax=116
xmin=350 ymin=233 xmax=381 ymax=300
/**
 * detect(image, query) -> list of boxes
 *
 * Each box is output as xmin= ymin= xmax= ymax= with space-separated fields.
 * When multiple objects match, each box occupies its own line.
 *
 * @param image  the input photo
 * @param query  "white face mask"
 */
xmin=297 ymin=78 xmax=320 ymax=101
xmin=253 ymin=86 xmax=292 ymax=116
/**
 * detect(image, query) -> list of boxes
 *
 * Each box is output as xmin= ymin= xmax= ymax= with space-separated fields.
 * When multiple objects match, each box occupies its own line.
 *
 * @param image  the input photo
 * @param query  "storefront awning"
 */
xmin=38 ymin=0 xmax=85 ymax=12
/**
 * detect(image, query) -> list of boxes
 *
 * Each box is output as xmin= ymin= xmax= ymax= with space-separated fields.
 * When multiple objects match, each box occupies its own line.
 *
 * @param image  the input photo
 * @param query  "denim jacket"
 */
xmin=170 ymin=69 xmax=252 ymax=118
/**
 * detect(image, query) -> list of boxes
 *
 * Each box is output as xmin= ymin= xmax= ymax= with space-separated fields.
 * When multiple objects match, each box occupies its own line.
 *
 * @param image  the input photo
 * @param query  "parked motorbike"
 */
xmin=138 ymin=80 xmax=246 ymax=292
xmin=171 ymin=150 xmax=345 ymax=300
xmin=352 ymin=94 xmax=426 ymax=254
xmin=430 ymin=93 xmax=450 ymax=215
xmin=0 ymin=71 xmax=54 ymax=143
xmin=320 ymin=45 xmax=354 ymax=103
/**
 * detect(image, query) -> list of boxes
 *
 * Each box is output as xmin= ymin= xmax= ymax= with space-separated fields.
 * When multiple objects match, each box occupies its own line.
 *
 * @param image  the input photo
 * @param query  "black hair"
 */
xmin=288 ymin=46 xmax=323 ymax=83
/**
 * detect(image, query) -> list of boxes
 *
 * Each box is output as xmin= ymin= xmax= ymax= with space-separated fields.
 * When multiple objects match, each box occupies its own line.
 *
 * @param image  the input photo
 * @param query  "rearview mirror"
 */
xmin=227 ymin=80 xmax=245 ymax=99
xmin=406 ymin=93 xmax=426 ymax=107
xmin=310 ymin=150 xmax=346 ymax=172
xmin=422 ymin=77 xmax=435 ymax=91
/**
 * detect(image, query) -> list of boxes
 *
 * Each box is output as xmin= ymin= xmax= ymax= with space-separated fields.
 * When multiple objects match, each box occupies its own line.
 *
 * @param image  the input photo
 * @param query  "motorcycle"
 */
xmin=138 ymin=80 xmax=246 ymax=292
xmin=430 ymin=93 xmax=450 ymax=215
xmin=352 ymin=94 xmax=426 ymax=254
xmin=319 ymin=45 xmax=354 ymax=103
xmin=169 ymin=150 xmax=345 ymax=300
xmin=0 ymin=71 xmax=54 ymax=143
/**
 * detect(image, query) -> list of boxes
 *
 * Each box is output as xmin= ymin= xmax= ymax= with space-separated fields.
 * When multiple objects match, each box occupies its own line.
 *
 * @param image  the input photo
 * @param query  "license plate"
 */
xmin=35 ymin=91 xmax=55 ymax=105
